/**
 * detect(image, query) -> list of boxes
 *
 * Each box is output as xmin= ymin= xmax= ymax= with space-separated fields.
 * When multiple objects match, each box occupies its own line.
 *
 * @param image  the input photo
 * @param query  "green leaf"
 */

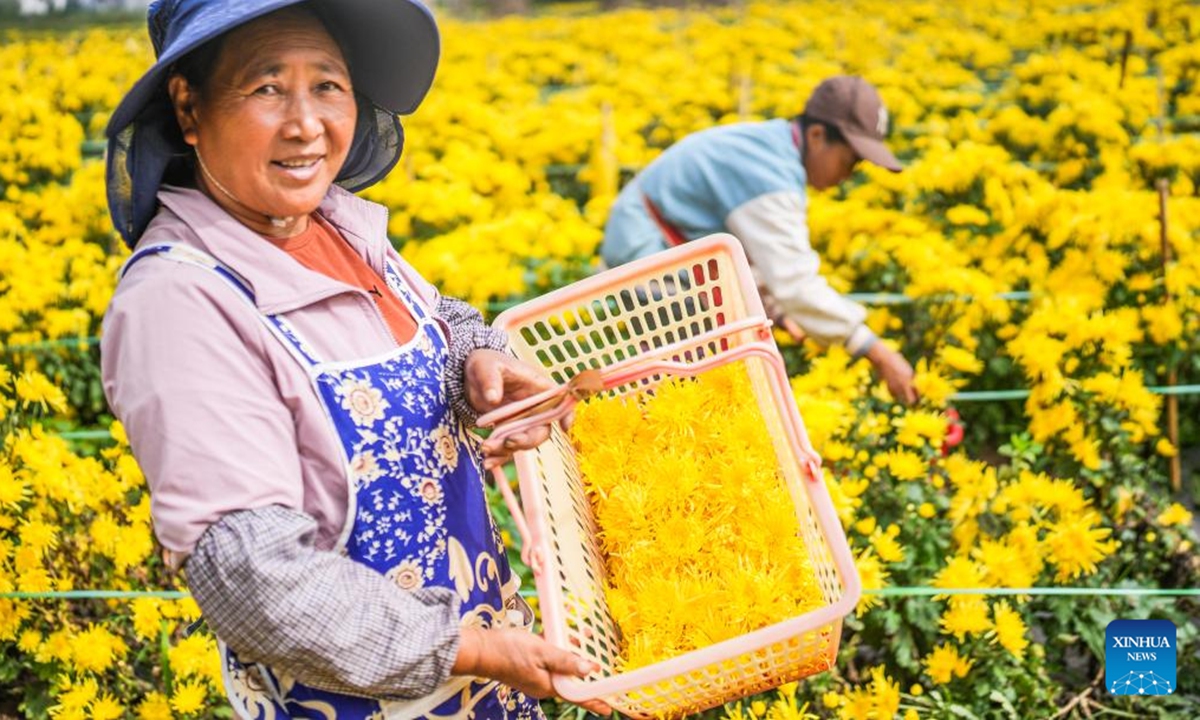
xmin=1078 ymin=624 xmax=1106 ymax=658
xmin=989 ymin=690 xmax=1020 ymax=720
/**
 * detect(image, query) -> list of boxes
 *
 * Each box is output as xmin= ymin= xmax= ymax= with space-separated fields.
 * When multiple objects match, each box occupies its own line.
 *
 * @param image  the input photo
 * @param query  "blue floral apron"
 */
xmin=122 ymin=243 xmax=543 ymax=720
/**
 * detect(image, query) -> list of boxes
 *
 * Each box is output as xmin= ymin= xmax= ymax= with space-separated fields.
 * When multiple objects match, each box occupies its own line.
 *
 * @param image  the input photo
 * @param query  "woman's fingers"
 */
xmin=480 ymin=423 xmax=552 ymax=459
xmin=465 ymin=627 xmax=612 ymax=713
xmin=544 ymin=647 xmax=599 ymax=678
xmin=465 ymin=351 xmax=508 ymax=411
xmin=510 ymin=423 xmax=551 ymax=450
xmin=466 ymin=349 xmax=556 ymax=414
xmin=578 ymin=698 xmax=615 ymax=716
xmin=544 ymin=650 xmax=612 ymax=717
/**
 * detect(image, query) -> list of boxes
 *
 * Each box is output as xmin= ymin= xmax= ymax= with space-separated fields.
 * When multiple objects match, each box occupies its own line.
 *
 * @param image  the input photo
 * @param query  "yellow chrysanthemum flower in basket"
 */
xmin=572 ymin=364 xmax=826 ymax=672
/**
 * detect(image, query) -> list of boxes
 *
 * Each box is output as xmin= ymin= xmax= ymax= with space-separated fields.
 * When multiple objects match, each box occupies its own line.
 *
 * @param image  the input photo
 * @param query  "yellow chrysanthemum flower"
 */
xmin=836 ymin=665 xmax=901 ymax=720
xmin=14 ymin=371 xmax=68 ymax=414
xmin=49 ymin=677 xmax=98 ymax=719
xmin=136 ymin=692 xmax=174 ymax=720
xmin=17 ymin=517 xmax=59 ymax=556
xmin=89 ymin=694 xmax=124 ymax=720
xmin=1156 ymin=503 xmax=1193 ymax=527
xmin=938 ymin=345 xmax=984 ymax=374
xmin=17 ymin=629 xmax=41 ymax=653
xmin=882 ymin=449 xmax=927 ymax=481
xmin=109 ymin=419 xmax=129 ymax=446
xmin=1141 ymin=303 xmax=1183 ymax=344
xmin=130 ymin=598 xmax=163 ymax=641
xmin=854 ymin=547 xmax=890 ymax=613
xmin=924 ymin=643 xmax=974 ymax=684
xmin=70 ymin=624 xmax=128 ymax=674
xmin=940 ymin=597 xmax=992 ymax=640
xmin=168 ymin=633 xmax=220 ymax=683
xmin=991 ymin=601 xmax=1030 ymax=659
xmin=0 ymin=462 xmax=29 ymax=509
xmin=894 ymin=410 xmax=947 ymax=449
xmin=1045 ymin=512 xmax=1117 ymax=581
xmin=871 ymin=525 xmax=905 ymax=564
xmin=912 ymin=360 xmax=957 ymax=406
xmin=855 ymin=517 xmax=878 ymax=536
xmin=932 ymin=556 xmax=987 ymax=594
xmin=169 ymin=679 xmax=208 ymax=715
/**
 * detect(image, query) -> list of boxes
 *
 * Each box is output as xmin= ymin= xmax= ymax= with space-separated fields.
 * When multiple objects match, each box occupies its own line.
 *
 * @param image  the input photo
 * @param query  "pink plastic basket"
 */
xmin=481 ymin=234 xmax=861 ymax=718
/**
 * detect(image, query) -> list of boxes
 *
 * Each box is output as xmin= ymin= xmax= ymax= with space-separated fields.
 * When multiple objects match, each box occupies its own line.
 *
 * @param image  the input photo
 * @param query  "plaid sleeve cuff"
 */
xmin=436 ymin=295 xmax=511 ymax=426
xmin=185 ymin=505 xmax=462 ymax=700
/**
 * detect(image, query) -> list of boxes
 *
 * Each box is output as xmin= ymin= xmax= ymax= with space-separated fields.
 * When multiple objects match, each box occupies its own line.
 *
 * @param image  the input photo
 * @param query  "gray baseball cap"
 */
xmin=804 ymin=76 xmax=902 ymax=172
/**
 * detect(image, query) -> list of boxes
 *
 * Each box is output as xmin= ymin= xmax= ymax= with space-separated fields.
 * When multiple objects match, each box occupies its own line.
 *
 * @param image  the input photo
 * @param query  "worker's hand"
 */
xmin=465 ymin=349 xmax=556 ymax=469
xmin=775 ymin=314 xmax=806 ymax=342
xmin=757 ymin=285 xmax=807 ymax=342
xmin=864 ymin=342 xmax=919 ymax=405
xmin=454 ymin=626 xmax=613 ymax=715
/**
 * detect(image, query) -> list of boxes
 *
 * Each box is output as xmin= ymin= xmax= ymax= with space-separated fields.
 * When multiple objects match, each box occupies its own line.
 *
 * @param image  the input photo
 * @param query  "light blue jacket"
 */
xmin=601 ymin=119 xmax=804 ymax=264
xmin=600 ymin=119 xmax=874 ymax=353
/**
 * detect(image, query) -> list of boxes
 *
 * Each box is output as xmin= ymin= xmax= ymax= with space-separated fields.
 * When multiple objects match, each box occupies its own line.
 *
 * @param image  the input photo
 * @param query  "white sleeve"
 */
xmin=725 ymin=191 xmax=876 ymax=355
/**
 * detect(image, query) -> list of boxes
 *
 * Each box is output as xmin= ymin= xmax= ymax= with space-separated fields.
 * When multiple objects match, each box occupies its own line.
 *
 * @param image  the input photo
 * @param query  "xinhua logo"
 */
xmin=1106 ymin=619 xmax=1176 ymax=696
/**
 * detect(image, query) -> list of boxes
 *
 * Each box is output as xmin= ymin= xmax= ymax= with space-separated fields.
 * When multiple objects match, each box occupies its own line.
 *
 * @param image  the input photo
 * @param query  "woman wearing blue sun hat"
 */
xmin=101 ymin=1 xmax=609 ymax=717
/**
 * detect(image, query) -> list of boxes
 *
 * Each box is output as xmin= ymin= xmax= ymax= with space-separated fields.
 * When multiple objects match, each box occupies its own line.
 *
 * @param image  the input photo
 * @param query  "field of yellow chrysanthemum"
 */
xmin=2 ymin=0 xmax=1199 ymax=718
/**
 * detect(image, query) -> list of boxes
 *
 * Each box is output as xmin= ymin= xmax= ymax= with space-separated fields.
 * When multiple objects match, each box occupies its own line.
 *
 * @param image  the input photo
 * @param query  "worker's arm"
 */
xmin=726 ymin=191 xmax=918 ymax=403
xmin=186 ymin=505 xmax=462 ymax=699
xmin=725 ymin=191 xmax=876 ymax=355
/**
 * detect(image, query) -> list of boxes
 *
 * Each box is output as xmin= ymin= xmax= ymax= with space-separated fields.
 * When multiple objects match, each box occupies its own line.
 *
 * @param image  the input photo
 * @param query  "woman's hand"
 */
xmin=454 ymin=626 xmax=613 ymax=715
xmin=465 ymin=349 xmax=558 ymax=469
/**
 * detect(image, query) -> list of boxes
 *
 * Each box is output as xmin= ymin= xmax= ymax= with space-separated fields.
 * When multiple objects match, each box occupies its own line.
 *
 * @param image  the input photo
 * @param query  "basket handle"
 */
xmin=479 ymin=328 xmax=778 ymax=447
xmin=490 ymin=466 xmax=544 ymax=575
xmin=476 ymin=316 xmax=772 ymax=430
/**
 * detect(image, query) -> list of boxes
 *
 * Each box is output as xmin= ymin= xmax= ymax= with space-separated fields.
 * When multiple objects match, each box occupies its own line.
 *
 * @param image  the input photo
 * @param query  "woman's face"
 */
xmin=169 ymin=8 xmax=357 ymax=236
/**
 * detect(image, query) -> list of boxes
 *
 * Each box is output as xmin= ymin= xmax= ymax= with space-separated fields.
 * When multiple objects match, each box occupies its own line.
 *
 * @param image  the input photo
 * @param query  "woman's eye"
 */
xmin=317 ymin=81 xmax=344 ymax=93
xmin=253 ymin=84 xmax=281 ymax=96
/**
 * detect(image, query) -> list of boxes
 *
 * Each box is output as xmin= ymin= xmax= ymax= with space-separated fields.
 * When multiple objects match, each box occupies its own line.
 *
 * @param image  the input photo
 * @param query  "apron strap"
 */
xmin=120 ymin=242 xmax=323 ymax=368
xmin=380 ymin=677 xmax=485 ymax=719
xmin=382 ymin=261 xmax=415 ymax=310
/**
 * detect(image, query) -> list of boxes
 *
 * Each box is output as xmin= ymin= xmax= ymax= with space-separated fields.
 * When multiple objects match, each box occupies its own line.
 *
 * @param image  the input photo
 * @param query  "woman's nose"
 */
xmin=282 ymin=93 xmax=324 ymax=141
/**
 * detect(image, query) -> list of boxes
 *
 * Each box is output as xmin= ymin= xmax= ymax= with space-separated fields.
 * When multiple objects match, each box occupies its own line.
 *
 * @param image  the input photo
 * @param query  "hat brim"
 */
xmin=105 ymin=0 xmax=439 ymax=139
xmin=844 ymin=132 xmax=902 ymax=173
xmin=319 ymin=0 xmax=439 ymax=115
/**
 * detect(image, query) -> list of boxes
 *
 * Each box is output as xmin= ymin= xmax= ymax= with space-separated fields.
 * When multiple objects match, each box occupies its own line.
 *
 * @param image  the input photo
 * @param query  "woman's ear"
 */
xmin=167 ymin=75 xmax=200 ymax=146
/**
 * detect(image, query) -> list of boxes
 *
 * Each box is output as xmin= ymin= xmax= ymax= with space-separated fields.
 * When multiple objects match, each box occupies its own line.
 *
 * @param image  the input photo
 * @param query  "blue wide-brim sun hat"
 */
xmin=106 ymin=0 xmax=440 ymax=247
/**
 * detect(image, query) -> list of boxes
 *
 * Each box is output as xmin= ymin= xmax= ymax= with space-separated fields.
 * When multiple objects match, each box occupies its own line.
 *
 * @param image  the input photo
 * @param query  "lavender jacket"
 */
xmin=101 ymin=185 xmax=507 ymax=557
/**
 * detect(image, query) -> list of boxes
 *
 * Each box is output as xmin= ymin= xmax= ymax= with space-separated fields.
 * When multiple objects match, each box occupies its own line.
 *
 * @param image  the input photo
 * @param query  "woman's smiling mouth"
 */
xmin=272 ymin=156 xmax=323 ymax=180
